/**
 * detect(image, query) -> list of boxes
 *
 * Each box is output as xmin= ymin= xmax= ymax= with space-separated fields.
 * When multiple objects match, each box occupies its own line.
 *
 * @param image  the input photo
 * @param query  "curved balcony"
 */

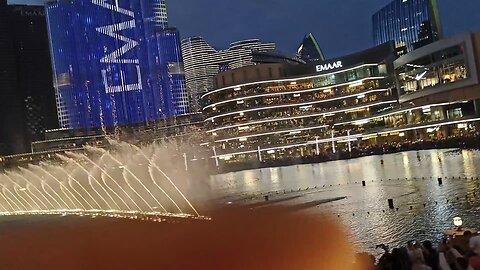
xmin=207 ymin=99 xmax=398 ymax=134
xmin=212 ymin=124 xmax=329 ymax=143
xmin=203 ymin=76 xmax=385 ymax=111
xmin=205 ymin=88 xmax=392 ymax=122
xmin=205 ymin=85 xmax=389 ymax=118
xmin=201 ymin=63 xmax=380 ymax=100
xmin=213 ymin=116 xmax=480 ymax=158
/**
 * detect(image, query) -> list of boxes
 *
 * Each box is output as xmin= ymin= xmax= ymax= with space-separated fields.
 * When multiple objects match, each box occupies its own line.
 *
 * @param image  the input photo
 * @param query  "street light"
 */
xmin=453 ymin=217 xmax=463 ymax=228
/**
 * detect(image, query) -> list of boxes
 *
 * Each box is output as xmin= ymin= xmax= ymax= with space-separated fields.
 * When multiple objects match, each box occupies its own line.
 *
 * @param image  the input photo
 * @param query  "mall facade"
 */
xmin=202 ymin=33 xmax=480 ymax=166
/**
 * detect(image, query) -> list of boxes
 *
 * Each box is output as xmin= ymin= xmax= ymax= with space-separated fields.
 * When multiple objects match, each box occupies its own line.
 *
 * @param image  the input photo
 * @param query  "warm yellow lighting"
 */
xmin=362 ymin=135 xmax=377 ymax=141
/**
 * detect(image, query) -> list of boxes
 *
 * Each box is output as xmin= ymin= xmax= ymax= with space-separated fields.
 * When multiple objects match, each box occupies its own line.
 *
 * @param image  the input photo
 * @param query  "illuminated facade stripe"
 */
xmin=201 ymin=63 xmax=379 ymax=99
xmin=333 ymin=101 xmax=469 ymax=126
xmin=213 ymin=117 xmax=480 ymax=158
xmin=213 ymin=125 xmax=329 ymax=143
xmin=206 ymin=100 xmax=397 ymax=132
xmin=206 ymin=97 xmax=395 ymax=122
xmin=210 ymin=100 xmax=472 ymax=145
xmin=203 ymin=77 xmax=387 ymax=110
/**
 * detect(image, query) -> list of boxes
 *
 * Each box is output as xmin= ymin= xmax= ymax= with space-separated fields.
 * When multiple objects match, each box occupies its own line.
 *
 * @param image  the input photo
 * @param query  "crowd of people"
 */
xmin=356 ymin=232 xmax=480 ymax=270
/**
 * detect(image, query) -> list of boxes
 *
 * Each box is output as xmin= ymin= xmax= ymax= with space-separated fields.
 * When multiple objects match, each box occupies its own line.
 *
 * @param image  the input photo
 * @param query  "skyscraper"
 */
xmin=373 ymin=0 xmax=442 ymax=55
xmin=297 ymin=33 xmax=325 ymax=62
xmin=181 ymin=38 xmax=276 ymax=112
xmin=0 ymin=2 xmax=58 ymax=155
xmin=156 ymin=28 xmax=189 ymax=116
xmin=152 ymin=0 xmax=168 ymax=28
xmin=45 ymin=0 xmax=188 ymax=130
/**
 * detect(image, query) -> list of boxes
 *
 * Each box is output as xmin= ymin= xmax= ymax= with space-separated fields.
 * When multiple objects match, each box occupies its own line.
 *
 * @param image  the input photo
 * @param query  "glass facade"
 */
xmin=396 ymin=44 xmax=469 ymax=95
xmin=46 ymin=0 xmax=188 ymax=130
xmin=373 ymin=0 xmax=442 ymax=54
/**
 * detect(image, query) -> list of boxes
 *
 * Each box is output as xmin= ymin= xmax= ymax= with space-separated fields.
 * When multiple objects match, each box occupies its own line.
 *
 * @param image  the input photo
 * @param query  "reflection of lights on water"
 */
xmin=270 ymin=167 xmax=280 ymax=184
xmin=0 ymin=209 xmax=210 ymax=223
xmin=213 ymin=149 xmax=480 ymax=254
xmin=401 ymin=152 xmax=412 ymax=180
xmin=462 ymin=150 xmax=477 ymax=179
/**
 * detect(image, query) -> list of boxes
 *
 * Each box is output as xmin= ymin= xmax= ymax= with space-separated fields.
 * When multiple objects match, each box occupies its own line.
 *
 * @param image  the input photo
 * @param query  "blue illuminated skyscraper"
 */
xmin=156 ymin=28 xmax=189 ymax=116
xmin=373 ymin=0 xmax=442 ymax=55
xmin=45 ymin=0 xmax=188 ymax=130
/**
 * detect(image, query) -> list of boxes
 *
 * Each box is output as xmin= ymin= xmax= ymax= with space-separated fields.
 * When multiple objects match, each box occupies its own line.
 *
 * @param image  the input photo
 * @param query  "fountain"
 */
xmin=0 ymin=139 xmax=203 ymax=220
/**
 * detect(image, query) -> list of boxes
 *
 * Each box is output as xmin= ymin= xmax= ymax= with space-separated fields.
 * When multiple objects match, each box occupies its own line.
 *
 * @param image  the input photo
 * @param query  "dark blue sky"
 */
xmin=11 ymin=0 xmax=480 ymax=58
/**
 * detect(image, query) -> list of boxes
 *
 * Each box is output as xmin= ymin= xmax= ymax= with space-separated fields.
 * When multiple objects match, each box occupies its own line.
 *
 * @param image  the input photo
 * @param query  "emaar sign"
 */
xmin=93 ymin=0 xmax=143 ymax=94
xmin=316 ymin=61 xmax=343 ymax=72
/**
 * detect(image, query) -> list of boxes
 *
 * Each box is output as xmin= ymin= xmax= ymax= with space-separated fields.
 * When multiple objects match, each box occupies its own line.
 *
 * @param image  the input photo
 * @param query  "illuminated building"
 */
xmin=203 ymin=33 xmax=480 ymax=167
xmin=45 ymin=0 xmax=188 ymax=130
xmin=391 ymin=32 xmax=480 ymax=140
xmin=202 ymin=43 xmax=399 ymax=163
xmin=373 ymin=0 xmax=442 ymax=55
xmin=181 ymin=37 xmax=277 ymax=112
xmin=156 ymin=28 xmax=190 ymax=116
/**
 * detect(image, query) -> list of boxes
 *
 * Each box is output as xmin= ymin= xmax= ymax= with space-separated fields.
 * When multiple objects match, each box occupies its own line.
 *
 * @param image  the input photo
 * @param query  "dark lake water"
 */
xmin=208 ymin=149 xmax=480 ymax=254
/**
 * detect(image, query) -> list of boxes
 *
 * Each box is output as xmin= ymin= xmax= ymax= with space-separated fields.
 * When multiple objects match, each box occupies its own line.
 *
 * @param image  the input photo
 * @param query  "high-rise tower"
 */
xmin=181 ymin=37 xmax=276 ymax=112
xmin=373 ymin=0 xmax=442 ymax=55
xmin=152 ymin=0 xmax=168 ymax=28
xmin=45 ymin=0 xmax=188 ymax=130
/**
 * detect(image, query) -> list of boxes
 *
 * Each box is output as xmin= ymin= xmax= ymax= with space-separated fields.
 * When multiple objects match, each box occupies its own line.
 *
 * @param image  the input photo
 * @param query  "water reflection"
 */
xmin=210 ymin=149 xmax=480 ymax=253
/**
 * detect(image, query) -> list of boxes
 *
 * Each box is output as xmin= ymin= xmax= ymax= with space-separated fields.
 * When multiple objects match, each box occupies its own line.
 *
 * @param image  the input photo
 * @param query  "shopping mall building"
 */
xmin=202 ymin=32 xmax=480 ymax=166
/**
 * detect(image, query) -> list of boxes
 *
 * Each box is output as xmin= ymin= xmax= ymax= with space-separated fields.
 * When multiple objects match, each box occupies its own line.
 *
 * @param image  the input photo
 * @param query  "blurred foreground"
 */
xmin=0 ymin=207 xmax=369 ymax=270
